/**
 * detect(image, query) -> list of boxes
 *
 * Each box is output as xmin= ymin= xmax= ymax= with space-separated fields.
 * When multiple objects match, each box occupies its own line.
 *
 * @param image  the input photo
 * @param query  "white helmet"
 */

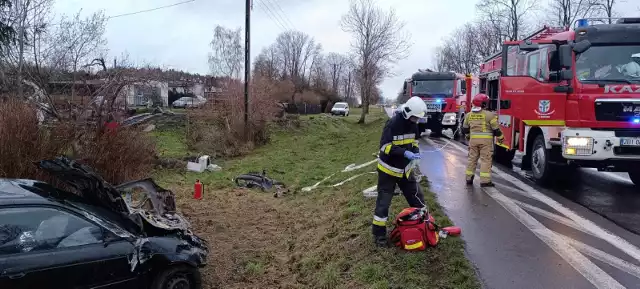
xmin=401 ymin=96 xmax=427 ymax=119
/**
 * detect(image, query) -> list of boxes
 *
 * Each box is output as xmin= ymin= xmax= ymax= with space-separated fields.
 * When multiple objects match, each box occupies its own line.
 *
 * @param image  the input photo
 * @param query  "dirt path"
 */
xmin=177 ymin=188 xmax=298 ymax=289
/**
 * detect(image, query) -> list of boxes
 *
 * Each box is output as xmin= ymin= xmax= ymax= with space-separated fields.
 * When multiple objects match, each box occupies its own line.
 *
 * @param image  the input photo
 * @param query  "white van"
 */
xmin=330 ymin=102 xmax=350 ymax=116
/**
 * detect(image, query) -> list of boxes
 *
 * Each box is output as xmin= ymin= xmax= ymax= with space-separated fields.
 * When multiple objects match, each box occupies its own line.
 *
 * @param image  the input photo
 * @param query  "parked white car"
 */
xmin=331 ymin=102 xmax=350 ymax=116
xmin=172 ymin=96 xmax=206 ymax=108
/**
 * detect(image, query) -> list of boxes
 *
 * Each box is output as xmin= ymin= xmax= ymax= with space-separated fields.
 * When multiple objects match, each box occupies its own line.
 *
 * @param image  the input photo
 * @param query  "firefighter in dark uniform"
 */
xmin=461 ymin=93 xmax=504 ymax=187
xmin=372 ymin=96 xmax=428 ymax=247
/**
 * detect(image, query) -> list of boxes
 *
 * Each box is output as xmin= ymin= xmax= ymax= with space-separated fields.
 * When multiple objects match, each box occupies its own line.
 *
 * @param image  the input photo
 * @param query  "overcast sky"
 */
xmin=53 ymin=0 xmax=639 ymax=101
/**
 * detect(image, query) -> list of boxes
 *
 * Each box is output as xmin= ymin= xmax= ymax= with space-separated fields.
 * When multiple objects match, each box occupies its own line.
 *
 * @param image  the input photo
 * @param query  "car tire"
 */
xmin=628 ymin=168 xmax=640 ymax=186
xmin=345 ymin=112 xmax=349 ymax=117
xmin=151 ymin=265 xmax=202 ymax=289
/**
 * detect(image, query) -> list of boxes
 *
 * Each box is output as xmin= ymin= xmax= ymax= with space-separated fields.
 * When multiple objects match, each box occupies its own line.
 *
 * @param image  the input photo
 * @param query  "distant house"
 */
xmin=123 ymin=81 xmax=169 ymax=107
xmin=48 ymin=79 xmax=169 ymax=108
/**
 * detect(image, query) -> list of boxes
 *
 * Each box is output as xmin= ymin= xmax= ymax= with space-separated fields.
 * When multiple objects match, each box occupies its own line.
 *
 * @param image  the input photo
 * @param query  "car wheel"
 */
xmin=151 ymin=265 xmax=202 ymax=289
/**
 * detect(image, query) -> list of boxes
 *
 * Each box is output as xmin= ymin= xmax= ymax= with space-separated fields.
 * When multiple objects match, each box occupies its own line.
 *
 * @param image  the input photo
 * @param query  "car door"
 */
xmin=0 ymin=206 xmax=137 ymax=289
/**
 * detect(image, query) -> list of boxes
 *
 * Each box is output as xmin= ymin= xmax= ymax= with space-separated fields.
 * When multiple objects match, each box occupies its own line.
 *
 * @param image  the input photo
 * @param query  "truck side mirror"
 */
xmin=560 ymin=69 xmax=573 ymax=81
xmin=558 ymin=45 xmax=572 ymax=69
xmin=572 ymin=40 xmax=591 ymax=54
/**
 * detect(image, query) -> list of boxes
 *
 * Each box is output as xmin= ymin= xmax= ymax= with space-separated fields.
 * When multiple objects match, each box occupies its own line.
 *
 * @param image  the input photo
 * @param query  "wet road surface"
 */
xmin=418 ymin=135 xmax=640 ymax=289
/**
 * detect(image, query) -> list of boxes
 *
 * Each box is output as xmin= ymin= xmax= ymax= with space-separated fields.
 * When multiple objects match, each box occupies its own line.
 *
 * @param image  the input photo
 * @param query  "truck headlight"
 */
xmin=563 ymin=136 xmax=593 ymax=156
xmin=441 ymin=113 xmax=457 ymax=125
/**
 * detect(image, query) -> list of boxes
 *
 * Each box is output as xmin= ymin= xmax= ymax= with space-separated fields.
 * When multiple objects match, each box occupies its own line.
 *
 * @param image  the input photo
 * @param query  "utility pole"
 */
xmin=243 ymin=0 xmax=251 ymax=138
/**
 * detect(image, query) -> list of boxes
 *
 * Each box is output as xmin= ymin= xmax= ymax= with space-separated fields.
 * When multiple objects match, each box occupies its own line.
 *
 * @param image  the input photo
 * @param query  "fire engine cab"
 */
xmin=479 ymin=18 xmax=640 ymax=186
xmin=402 ymin=69 xmax=479 ymax=137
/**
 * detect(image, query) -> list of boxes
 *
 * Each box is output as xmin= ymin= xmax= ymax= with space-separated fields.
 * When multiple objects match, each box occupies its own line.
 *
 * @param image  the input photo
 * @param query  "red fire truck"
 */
xmin=478 ymin=19 xmax=640 ymax=186
xmin=402 ymin=69 xmax=479 ymax=137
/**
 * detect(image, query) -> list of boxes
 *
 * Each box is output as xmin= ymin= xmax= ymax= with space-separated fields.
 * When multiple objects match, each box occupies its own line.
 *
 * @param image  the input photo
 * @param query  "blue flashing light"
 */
xmin=633 ymin=118 xmax=640 ymax=124
xmin=576 ymin=19 xmax=589 ymax=28
xmin=435 ymin=98 xmax=442 ymax=103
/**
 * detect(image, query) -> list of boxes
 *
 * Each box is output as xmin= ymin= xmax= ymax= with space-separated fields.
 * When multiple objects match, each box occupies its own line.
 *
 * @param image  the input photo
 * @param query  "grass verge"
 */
xmin=153 ymin=107 xmax=479 ymax=289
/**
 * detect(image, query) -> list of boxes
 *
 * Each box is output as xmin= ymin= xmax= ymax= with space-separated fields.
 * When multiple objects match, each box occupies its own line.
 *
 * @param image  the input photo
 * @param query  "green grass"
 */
xmin=153 ymin=108 xmax=480 ymax=289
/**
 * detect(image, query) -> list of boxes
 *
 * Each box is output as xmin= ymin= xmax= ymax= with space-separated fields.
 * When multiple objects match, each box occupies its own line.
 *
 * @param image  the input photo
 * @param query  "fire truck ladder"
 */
xmin=522 ymin=26 xmax=568 ymax=42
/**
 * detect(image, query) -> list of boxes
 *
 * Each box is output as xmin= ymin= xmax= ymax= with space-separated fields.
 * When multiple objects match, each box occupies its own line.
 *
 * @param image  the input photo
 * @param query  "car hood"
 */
xmin=37 ymin=157 xmax=208 ymax=270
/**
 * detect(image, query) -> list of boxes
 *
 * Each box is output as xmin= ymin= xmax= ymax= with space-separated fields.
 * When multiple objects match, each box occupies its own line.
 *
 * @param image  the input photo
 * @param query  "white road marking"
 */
xmin=510 ymin=198 xmax=598 ymax=238
xmin=485 ymin=186 xmax=626 ymax=289
xmin=493 ymin=182 xmax=537 ymax=201
xmin=441 ymin=137 xmax=640 ymax=263
xmin=560 ymin=234 xmax=640 ymax=280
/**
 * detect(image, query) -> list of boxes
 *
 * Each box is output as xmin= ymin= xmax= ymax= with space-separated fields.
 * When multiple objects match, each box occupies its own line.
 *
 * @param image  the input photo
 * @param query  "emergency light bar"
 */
xmin=576 ymin=19 xmax=589 ymax=28
xmin=633 ymin=118 xmax=640 ymax=124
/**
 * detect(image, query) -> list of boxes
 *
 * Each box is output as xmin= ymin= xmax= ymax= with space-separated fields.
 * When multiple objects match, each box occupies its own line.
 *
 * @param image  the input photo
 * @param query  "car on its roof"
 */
xmin=0 ymin=157 xmax=208 ymax=289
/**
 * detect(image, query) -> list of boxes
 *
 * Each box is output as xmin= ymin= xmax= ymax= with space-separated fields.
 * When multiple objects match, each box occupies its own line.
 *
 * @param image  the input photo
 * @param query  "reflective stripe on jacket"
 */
xmin=462 ymin=109 xmax=502 ymax=139
xmin=378 ymin=114 xmax=419 ymax=178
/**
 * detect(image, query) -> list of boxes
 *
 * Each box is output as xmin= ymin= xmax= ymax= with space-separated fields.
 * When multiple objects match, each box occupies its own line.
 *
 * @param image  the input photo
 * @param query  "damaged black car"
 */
xmin=0 ymin=157 xmax=208 ymax=289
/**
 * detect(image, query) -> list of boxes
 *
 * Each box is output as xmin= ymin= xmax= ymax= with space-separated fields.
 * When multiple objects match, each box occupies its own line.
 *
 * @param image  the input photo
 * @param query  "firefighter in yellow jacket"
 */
xmin=461 ymin=93 xmax=504 ymax=187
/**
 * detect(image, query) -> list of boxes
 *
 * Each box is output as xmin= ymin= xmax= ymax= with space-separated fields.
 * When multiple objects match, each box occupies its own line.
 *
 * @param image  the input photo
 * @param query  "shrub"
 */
xmin=186 ymin=76 xmax=281 ymax=158
xmin=0 ymin=99 xmax=74 ymax=180
xmin=0 ymin=98 xmax=156 ymax=185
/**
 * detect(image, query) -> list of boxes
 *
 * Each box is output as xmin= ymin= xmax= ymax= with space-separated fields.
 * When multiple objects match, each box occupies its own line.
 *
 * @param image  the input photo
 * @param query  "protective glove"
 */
xmin=496 ymin=136 xmax=505 ymax=144
xmin=404 ymin=151 xmax=421 ymax=160
xmin=417 ymin=117 xmax=427 ymax=124
xmin=464 ymin=134 xmax=470 ymax=142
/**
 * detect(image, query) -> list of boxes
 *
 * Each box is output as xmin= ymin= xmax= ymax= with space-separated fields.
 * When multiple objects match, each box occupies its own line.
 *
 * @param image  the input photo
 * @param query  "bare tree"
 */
xmin=590 ymin=0 xmax=619 ymax=23
xmin=253 ymin=44 xmax=281 ymax=80
xmin=273 ymin=30 xmax=320 ymax=102
xmin=325 ymin=52 xmax=348 ymax=95
xmin=546 ymin=0 xmax=597 ymax=27
xmin=341 ymin=0 xmax=411 ymax=123
xmin=477 ymin=0 xmax=537 ymax=40
xmin=54 ymin=10 xmax=107 ymax=100
xmin=208 ymin=25 xmax=243 ymax=79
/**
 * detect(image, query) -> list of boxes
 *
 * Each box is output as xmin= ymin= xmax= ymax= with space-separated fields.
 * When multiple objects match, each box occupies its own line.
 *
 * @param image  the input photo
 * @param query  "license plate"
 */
xmin=425 ymin=103 xmax=441 ymax=112
xmin=620 ymin=138 xmax=640 ymax=146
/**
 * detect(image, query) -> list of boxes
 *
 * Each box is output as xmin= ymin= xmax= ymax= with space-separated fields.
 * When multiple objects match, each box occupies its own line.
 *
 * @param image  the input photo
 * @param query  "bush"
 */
xmin=74 ymin=127 xmax=157 ymax=184
xmin=0 ymin=98 xmax=156 ymax=185
xmin=186 ymin=76 xmax=281 ymax=157
xmin=0 ymin=99 xmax=74 ymax=180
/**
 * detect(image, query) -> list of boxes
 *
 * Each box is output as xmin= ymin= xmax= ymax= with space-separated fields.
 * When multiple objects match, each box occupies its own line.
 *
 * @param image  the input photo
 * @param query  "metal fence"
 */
xmin=282 ymin=103 xmax=323 ymax=115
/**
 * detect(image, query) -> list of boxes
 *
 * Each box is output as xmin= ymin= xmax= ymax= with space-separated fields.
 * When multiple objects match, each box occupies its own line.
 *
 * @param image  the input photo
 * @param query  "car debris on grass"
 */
xmin=0 ymin=156 xmax=209 ymax=289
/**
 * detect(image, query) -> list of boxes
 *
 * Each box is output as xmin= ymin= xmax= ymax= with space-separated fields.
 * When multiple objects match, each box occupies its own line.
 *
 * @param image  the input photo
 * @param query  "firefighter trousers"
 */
xmin=372 ymin=170 xmax=425 ymax=237
xmin=466 ymin=138 xmax=494 ymax=184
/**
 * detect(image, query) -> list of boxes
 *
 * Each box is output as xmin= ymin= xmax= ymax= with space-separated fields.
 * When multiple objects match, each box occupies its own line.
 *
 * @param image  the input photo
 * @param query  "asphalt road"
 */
xmin=419 ymin=135 xmax=640 ymax=289
xmin=382 ymin=108 xmax=640 ymax=288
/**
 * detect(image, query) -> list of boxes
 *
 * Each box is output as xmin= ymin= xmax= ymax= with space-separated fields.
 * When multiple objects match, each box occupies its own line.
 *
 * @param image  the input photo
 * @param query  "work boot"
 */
xmin=480 ymin=182 xmax=495 ymax=187
xmin=374 ymin=235 xmax=389 ymax=248
xmin=465 ymin=176 xmax=474 ymax=185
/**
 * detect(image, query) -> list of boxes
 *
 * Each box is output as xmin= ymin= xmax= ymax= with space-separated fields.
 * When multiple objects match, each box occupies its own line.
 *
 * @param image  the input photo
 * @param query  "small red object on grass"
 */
xmin=441 ymin=226 xmax=461 ymax=237
xmin=194 ymin=179 xmax=203 ymax=200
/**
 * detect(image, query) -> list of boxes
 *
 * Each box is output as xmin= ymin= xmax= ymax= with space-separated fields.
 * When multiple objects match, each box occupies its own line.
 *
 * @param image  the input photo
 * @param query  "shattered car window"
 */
xmin=0 ymin=207 xmax=104 ymax=255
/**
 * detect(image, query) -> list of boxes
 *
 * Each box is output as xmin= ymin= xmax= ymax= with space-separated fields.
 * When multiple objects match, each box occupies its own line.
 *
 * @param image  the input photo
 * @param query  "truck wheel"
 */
xmin=628 ymin=168 xmax=640 ymax=186
xmin=530 ymin=134 xmax=553 ymax=185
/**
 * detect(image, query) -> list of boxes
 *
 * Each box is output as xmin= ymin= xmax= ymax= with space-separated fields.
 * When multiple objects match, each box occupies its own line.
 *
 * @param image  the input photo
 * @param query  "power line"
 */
xmin=264 ymin=0 xmax=295 ymax=29
xmin=107 ymin=0 xmax=196 ymax=19
xmin=256 ymin=0 xmax=290 ymax=31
